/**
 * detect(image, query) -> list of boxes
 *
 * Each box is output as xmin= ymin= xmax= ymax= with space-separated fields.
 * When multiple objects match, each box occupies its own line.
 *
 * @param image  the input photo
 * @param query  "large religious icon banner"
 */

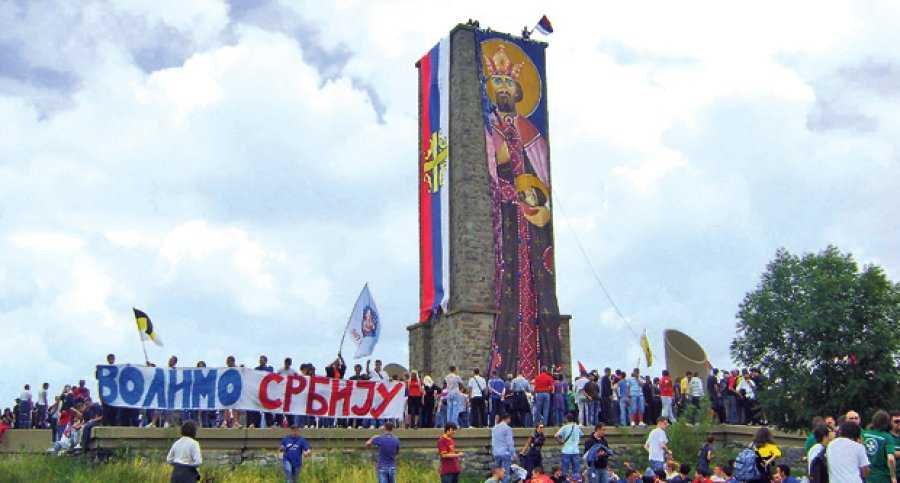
xmin=417 ymin=38 xmax=451 ymax=323
xmin=478 ymin=32 xmax=561 ymax=380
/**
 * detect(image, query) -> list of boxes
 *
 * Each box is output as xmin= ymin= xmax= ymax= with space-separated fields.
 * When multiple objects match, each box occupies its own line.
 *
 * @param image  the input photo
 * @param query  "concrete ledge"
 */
xmin=0 ymin=430 xmax=53 ymax=453
xmin=91 ymin=425 xmax=805 ymax=452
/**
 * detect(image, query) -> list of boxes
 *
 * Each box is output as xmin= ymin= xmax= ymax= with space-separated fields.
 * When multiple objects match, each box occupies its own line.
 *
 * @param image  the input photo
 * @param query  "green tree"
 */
xmin=730 ymin=246 xmax=899 ymax=430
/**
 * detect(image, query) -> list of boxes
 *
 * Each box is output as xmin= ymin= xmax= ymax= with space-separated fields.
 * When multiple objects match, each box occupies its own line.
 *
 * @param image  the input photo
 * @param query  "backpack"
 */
xmin=809 ymin=446 xmax=829 ymax=483
xmin=733 ymin=447 xmax=762 ymax=482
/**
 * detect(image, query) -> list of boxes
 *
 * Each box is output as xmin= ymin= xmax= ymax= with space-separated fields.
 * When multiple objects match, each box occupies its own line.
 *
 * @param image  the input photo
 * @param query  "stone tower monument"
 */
xmin=408 ymin=23 xmax=571 ymax=380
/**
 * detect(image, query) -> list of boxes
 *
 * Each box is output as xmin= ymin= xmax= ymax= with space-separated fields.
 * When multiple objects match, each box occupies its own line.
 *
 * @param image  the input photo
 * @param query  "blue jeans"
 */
xmin=489 ymin=397 xmax=502 ymax=426
xmin=628 ymin=394 xmax=644 ymax=424
xmin=618 ymin=398 xmax=629 ymax=426
xmin=447 ymin=396 xmax=461 ymax=426
xmin=283 ymin=461 xmax=301 ymax=483
xmin=562 ymin=453 xmax=582 ymax=481
xmin=589 ymin=468 xmax=610 ymax=483
xmin=377 ymin=466 xmax=396 ymax=483
xmin=650 ymin=460 xmax=665 ymax=474
xmin=589 ymin=400 xmax=599 ymax=425
xmin=552 ymin=398 xmax=566 ymax=426
xmin=725 ymin=395 xmax=737 ymax=424
xmin=534 ymin=393 xmax=551 ymax=425
xmin=493 ymin=455 xmax=512 ymax=483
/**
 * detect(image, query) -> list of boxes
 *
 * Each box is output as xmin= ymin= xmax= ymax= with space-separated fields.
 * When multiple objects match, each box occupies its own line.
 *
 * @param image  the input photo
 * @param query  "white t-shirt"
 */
xmin=468 ymin=376 xmax=486 ymax=398
xmin=826 ymin=437 xmax=869 ymax=483
xmin=38 ymin=389 xmax=48 ymax=405
xmin=368 ymin=369 xmax=388 ymax=382
xmin=166 ymin=436 xmax=202 ymax=467
xmin=20 ymin=390 xmax=32 ymax=402
xmin=689 ymin=377 xmax=704 ymax=397
xmin=808 ymin=443 xmax=825 ymax=474
xmin=646 ymin=427 xmax=669 ymax=462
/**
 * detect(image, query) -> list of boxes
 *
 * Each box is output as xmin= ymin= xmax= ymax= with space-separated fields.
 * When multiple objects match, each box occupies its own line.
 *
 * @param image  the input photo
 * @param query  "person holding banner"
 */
xmin=166 ymin=420 xmax=202 ymax=483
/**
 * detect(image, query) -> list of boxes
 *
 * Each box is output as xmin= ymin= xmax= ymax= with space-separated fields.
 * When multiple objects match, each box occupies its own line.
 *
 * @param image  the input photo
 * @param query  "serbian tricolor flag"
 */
xmin=577 ymin=360 xmax=588 ymax=377
xmin=417 ymin=37 xmax=450 ymax=323
xmin=534 ymin=15 xmax=553 ymax=35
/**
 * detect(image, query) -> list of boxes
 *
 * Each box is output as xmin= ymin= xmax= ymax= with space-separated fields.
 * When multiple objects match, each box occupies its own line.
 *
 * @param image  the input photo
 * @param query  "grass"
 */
xmin=0 ymin=454 xmax=484 ymax=483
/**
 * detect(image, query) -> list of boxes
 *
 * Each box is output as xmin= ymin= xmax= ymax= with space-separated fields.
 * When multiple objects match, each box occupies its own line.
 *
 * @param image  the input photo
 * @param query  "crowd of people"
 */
xmin=3 ymin=354 xmax=897 ymax=483
xmin=152 ymin=408 xmax=899 ymax=483
xmin=3 ymin=354 xmax=767 ymax=440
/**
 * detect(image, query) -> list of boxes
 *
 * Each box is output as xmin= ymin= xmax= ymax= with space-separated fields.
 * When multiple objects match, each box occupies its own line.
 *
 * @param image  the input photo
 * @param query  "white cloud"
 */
xmin=0 ymin=0 xmax=899 ymax=403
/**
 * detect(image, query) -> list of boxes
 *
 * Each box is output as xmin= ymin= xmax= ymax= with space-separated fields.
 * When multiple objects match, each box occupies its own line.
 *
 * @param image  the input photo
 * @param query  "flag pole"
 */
xmin=140 ymin=338 xmax=150 ymax=365
xmin=337 ymin=283 xmax=367 ymax=357
xmin=134 ymin=311 xmax=150 ymax=365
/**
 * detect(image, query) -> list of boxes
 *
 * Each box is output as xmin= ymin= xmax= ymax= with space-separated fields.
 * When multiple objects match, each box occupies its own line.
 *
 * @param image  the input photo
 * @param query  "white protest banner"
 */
xmin=95 ymin=365 xmax=406 ymax=420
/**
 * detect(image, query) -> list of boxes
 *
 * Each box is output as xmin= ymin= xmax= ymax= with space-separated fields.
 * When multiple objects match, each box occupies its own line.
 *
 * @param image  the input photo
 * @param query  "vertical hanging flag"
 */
xmin=345 ymin=284 xmax=381 ymax=359
xmin=640 ymin=331 xmax=653 ymax=367
xmin=418 ymin=37 xmax=450 ymax=323
xmin=133 ymin=308 xmax=163 ymax=346
xmin=534 ymin=15 xmax=554 ymax=36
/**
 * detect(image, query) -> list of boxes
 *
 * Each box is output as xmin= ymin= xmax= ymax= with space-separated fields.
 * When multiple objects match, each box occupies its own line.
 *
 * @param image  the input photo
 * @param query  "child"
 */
xmin=485 ymin=466 xmax=506 ymax=483
xmin=666 ymin=460 xmax=681 ymax=480
xmin=551 ymin=466 xmax=566 ymax=483
xmin=774 ymin=464 xmax=798 ymax=483
xmin=530 ymin=466 xmax=554 ymax=483
xmin=711 ymin=465 xmax=727 ymax=482
xmin=693 ymin=469 xmax=713 ymax=483
xmin=670 ymin=463 xmax=692 ymax=483
xmin=722 ymin=465 xmax=736 ymax=483
xmin=280 ymin=425 xmax=311 ymax=483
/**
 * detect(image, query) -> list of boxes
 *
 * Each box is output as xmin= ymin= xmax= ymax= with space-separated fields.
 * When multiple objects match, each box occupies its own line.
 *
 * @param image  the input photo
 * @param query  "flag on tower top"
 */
xmin=534 ymin=15 xmax=554 ymax=35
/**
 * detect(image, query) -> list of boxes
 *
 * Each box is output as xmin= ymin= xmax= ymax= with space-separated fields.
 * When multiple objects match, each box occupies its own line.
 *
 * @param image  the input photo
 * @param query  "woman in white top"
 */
xmin=167 ymin=420 xmax=202 ymax=482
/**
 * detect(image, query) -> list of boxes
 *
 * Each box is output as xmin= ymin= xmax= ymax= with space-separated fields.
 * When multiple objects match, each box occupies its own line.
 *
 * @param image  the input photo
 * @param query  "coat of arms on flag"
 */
xmin=344 ymin=284 xmax=381 ymax=359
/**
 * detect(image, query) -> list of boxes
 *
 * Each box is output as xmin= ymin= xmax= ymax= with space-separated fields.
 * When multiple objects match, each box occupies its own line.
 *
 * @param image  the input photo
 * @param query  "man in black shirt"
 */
xmin=707 ymin=369 xmax=723 ymax=423
xmin=78 ymin=399 xmax=105 ymax=451
xmin=252 ymin=355 xmax=274 ymax=428
xmin=584 ymin=374 xmax=601 ymax=426
xmin=600 ymin=368 xmax=613 ymax=425
xmin=348 ymin=364 xmax=369 ymax=428
xmin=584 ymin=423 xmax=611 ymax=483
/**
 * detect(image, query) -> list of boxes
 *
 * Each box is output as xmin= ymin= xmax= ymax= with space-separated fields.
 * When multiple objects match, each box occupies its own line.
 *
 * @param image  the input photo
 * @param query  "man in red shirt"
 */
xmin=438 ymin=423 xmax=463 ymax=482
xmin=532 ymin=367 xmax=555 ymax=426
xmin=660 ymin=370 xmax=676 ymax=423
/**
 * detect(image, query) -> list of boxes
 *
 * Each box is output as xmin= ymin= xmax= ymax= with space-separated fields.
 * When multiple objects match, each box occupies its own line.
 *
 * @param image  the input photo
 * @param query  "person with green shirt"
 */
xmin=891 ymin=411 xmax=900 ymax=461
xmin=863 ymin=410 xmax=897 ymax=483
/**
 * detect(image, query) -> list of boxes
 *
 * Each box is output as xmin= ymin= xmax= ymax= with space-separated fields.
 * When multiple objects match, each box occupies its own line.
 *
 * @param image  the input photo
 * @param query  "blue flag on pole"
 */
xmin=346 ymin=284 xmax=381 ymax=359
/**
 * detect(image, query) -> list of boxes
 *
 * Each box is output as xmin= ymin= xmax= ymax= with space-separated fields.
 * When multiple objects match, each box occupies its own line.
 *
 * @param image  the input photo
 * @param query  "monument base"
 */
xmin=408 ymin=313 xmax=572 ymax=379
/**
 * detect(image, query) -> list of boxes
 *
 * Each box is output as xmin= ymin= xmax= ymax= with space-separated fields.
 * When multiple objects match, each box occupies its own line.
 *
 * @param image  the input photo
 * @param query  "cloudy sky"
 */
xmin=2 ymin=0 xmax=898 ymax=401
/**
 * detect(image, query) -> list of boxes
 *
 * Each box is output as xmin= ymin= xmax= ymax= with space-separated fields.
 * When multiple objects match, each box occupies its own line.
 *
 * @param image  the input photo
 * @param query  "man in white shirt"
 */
xmin=574 ymin=373 xmax=589 ymax=426
xmin=367 ymin=359 xmax=388 ymax=381
xmin=36 ymin=383 xmax=49 ymax=429
xmin=20 ymin=384 xmax=32 ymax=402
xmin=645 ymin=417 xmax=670 ymax=474
xmin=827 ymin=422 xmax=870 ymax=483
xmin=468 ymin=368 xmax=487 ymax=428
xmin=167 ymin=420 xmax=202 ymax=481
xmin=689 ymin=374 xmax=705 ymax=403
xmin=807 ymin=424 xmax=834 ymax=474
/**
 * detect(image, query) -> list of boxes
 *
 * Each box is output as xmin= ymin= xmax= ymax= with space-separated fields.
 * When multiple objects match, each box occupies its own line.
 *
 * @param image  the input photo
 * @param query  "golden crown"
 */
xmin=484 ymin=44 xmax=523 ymax=79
